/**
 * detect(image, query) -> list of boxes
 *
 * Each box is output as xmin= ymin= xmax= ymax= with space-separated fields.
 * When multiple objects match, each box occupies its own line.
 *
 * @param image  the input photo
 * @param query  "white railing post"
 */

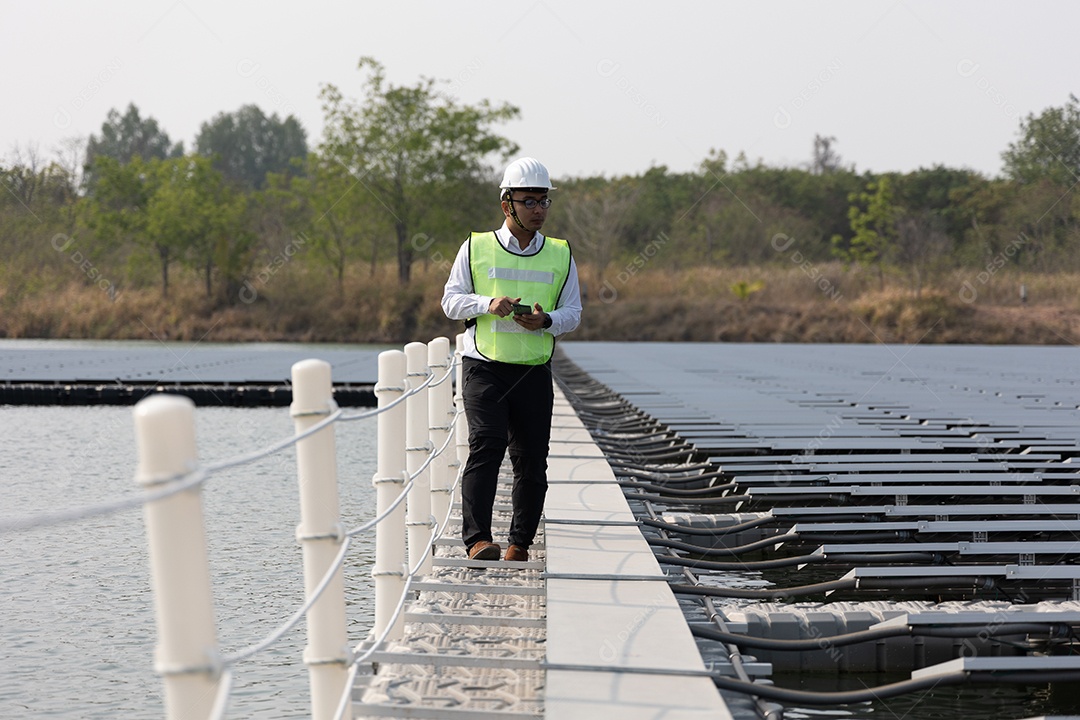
xmin=373 ymin=350 xmax=407 ymax=641
xmin=453 ymin=333 xmax=470 ymax=506
xmin=404 ymin=341 xmax=433 ymax=576
xmin=134 ymin=395 xmax=220 ymax=720
xmin=291 ymin=360 xmax=350 ymax=720
xmin=427 ymin=337 xmax=453 ymax=531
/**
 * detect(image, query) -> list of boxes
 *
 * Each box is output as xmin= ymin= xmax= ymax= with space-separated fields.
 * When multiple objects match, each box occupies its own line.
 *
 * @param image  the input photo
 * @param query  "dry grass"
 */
xmin=2 ymin=262 xmax=1079 ymax=345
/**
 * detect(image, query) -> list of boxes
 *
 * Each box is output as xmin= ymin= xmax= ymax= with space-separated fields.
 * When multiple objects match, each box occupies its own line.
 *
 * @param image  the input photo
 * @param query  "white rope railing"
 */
xmin=224 ymin=536 xmax=355 ymax=666
xmin=331 ymin=462 xmax=463 ymax=720
xmin=0 ymin=467 xmax=209 ymax=533
xmin=207 ymin=668 xmax=235 ymax=720
xmin=215 ymin=399 xmax=465 ymax=676
xmin=0 ymin=334 xmax=467 ymax=719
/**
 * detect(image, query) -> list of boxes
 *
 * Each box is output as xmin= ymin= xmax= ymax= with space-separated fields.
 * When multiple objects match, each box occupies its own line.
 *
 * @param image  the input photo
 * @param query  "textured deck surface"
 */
xmin=354 ymin=387 xmax=731 ymax=719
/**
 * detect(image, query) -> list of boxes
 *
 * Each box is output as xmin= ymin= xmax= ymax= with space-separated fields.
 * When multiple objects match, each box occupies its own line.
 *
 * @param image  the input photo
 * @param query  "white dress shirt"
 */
xmin=442 ymin=221 xmax=582 ymax=361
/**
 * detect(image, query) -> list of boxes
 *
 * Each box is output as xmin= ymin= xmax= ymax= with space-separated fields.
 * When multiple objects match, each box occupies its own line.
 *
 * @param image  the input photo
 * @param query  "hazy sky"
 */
xmin=2 ymin=1 xmax=1076 ymax=181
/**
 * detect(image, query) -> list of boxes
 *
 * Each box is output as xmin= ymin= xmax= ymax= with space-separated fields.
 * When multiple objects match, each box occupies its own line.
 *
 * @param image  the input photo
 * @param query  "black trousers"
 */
xmin=460 ymin=356 xmax=553 ymax=550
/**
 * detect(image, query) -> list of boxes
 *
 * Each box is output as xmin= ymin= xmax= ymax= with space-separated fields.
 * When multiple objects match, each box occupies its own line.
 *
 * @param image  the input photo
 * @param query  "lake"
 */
xmin=1 ymin=403 xmax=379 ymax=718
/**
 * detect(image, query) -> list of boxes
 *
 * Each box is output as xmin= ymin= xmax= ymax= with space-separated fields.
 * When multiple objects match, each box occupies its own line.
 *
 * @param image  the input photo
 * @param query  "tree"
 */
xmin=147 ymin=156 xmax=248 ymax=300
xmin=1002 ymin=180 xmax=1076 ymax=272
xmin=1002 ymin=94 xmax=1080 ymax=187
xmin=84 ymin=104 xmax=182 ymax=190
xmin=84 ymin=156 xmax=164 ymax=293
xmin=947 ymin=176 xmax=1014 ymax=264
xmin=272 ymin=154 xmax=373 ymax=292
xmin=1 ymin=146 xmax=85 ymax=285
xmin=2 ymin=143 xmax=78 ymax=209
xmin=561 ymin=177 xmax=639 ymax=271
xmin=195 ymin=104 xmax=308 ymax=190
xmin=832 ymin=176 xmax=899 ymax=285
xmin=892 ymin=165 xmax=984 ymax=247
xmin=319 ymin=57 xmax=519 ymax=284
xmin=810 ymin=134 xmax=843 ymax=175
xmin=621 ymin=165 xmax=684 ymax=256
xmin=892 ymin=211 xmax=951 ymax=296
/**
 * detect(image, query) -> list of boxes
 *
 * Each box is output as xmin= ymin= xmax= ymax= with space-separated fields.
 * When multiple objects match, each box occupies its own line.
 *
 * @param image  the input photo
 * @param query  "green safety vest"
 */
xmin=468 ymin=231 xmax=572 ymax=365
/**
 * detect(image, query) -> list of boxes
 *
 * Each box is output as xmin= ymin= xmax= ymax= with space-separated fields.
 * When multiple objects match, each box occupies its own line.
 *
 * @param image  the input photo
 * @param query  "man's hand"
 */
xmin=488 ymin=296 xmax=522 ymax=317
xmin=513 ymin=302 xmax=549 ymax=331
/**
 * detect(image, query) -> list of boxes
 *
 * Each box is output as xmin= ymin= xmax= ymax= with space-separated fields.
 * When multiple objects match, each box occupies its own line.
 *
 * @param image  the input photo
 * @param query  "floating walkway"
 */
xmin=354 ymin=384 xmax=730 ymax=718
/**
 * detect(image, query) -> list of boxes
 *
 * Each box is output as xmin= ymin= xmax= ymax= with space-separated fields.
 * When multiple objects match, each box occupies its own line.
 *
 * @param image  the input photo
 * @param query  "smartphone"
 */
xmin=511 ymin=303 xmax=532 ymax=315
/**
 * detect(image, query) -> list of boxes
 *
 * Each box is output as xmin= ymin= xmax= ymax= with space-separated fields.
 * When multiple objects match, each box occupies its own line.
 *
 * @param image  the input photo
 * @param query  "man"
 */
xmin=441 ymin=157 xmax=582 ymax=562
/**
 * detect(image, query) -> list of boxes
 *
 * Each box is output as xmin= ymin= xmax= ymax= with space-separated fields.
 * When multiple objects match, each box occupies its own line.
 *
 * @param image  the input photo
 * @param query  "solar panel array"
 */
xmin=561 ymin=342 xmax=1080 ymax=602
xmin=1 ymin=341 xmax=385 ymax=383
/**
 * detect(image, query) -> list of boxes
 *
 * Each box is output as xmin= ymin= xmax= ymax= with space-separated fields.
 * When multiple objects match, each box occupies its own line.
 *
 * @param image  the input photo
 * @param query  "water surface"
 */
xmin=1 ymin=404 xmax=379 ymax=718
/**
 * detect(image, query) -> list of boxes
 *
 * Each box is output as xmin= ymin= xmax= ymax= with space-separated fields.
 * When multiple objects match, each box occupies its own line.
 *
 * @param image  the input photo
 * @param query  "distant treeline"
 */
xmin=2 ymin=57 xmax=1077 ymax=311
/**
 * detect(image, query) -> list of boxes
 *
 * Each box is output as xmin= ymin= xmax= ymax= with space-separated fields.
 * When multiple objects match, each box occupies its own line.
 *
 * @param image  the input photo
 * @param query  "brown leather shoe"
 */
xmin=504 ymin=544 xmax=528 ymax=562
xmin=468 ymin=541 xmax=501 ymax=561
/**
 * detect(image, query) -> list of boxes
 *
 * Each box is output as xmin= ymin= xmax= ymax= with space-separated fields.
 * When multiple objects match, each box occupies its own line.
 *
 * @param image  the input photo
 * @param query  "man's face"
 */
xmin=503 ymin=190 xmax=549 ymax=232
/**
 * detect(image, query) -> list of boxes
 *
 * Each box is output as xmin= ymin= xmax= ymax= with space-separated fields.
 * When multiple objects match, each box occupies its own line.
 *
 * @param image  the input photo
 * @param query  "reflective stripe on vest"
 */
xmin=469 ymin=231 xmax=571 ymax=365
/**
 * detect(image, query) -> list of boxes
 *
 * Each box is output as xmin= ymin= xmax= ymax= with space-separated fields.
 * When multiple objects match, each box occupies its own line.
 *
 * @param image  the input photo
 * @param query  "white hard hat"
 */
xmin=499 ymin=157 xmax=556 ymax=193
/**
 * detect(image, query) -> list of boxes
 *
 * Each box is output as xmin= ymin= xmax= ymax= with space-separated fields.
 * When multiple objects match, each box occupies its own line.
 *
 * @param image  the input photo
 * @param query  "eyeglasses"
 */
xmin=511 ymin=197 xmax=552 ymax=209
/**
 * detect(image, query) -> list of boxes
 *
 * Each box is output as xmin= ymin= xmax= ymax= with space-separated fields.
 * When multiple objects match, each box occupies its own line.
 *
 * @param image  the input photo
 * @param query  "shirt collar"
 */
xmin=496 ymin=222 xmax=543 ymax=254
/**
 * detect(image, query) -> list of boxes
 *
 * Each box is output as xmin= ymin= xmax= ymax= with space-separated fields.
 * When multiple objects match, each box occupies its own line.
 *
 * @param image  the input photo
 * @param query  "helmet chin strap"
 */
xmin=503 ymin=190 xmax=528 ymax=231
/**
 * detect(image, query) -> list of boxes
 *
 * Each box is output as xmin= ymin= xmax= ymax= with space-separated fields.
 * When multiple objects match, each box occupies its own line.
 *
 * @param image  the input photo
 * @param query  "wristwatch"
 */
xmin=542 ymin=313 xmax=553 ymax=329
